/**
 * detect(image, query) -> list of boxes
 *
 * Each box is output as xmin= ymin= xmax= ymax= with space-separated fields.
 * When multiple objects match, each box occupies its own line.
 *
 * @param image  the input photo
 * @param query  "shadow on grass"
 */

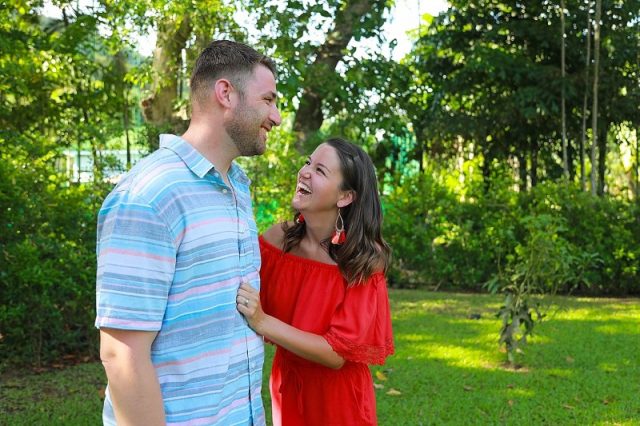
xmin=373 ymin=290 xmax=640 ymax=425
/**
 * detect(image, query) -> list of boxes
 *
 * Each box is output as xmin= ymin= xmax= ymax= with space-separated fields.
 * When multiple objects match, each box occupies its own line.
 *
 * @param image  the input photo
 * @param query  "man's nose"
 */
xmin=270 ymin=105 xmax=282 ymax=127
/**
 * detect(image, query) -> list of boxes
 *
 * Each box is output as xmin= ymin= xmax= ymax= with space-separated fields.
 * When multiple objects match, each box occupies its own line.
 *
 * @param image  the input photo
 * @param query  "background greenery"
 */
xmin=0 ymin=0 xmax=638 ymax=369
xmin=2 ymin=290 xmax=638 ymax=425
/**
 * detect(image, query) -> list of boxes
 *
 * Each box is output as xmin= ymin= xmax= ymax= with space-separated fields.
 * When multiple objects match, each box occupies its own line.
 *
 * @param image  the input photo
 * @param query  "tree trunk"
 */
xmin=568 ymin=133 xmax=576 ymax=181
xmin=413 ymin=123 xmax=426 ymax=173
xmin=530 ymin=140 xmax=539 ymax=187
xmin=597 ymin=122 xmax=608 ymax=195
xmin=590 ymin=0 xmax=602 ymax=195
xmin=124 ymin=88 xmax=131 ymax=170
xmin=292 ymin=0 xmax=386 ymax=152
xmin=115 ymin=51 xmax=132 ymax=169
xmin=636 ymin=127 xmax=639 ymax=202
xmin=76 ymin=139 xmax=82 ymax=183
xmin=518 ymin=151 xmax=527 ymax=192
xmin=141 ymin=15 xmax=191 ymax=130
xmin=560 ymin=0 xmax=569 ymax=179
xmin=82 ymin=107 xmax=103 ymax=183
xmin=580 ymin=4 xmax=592 ymax=191
xmin=481 ymin=138 xmax=493 ymax=193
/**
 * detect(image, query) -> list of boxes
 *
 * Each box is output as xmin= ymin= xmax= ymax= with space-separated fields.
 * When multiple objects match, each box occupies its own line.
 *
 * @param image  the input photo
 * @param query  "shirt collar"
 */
xmin=160 ymin=134 xmax=250 ymax=185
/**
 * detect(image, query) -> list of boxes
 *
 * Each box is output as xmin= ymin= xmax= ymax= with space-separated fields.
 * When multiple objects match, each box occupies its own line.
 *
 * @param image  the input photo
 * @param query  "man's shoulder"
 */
xmin=116 ymin=148 xmax=188 ymax=195
xmin=99 ymin=149 xmax=190 ymax=217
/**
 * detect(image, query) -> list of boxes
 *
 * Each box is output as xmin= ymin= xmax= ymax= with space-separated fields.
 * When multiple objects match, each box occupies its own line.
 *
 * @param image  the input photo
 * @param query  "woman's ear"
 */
xmin=337 ymin=190 xmax=355 ymax=208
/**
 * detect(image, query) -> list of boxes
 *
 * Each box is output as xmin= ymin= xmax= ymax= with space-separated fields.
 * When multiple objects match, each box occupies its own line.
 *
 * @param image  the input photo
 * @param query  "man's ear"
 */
xmin=213 ymin=79 xmax=234 ymax=108
xmin=337 ymin=190 xmax=355 ymax=208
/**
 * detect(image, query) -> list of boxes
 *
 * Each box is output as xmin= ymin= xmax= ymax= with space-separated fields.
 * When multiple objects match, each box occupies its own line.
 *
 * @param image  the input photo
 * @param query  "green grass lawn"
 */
xmin=1 ymin=290 xmax=639 ymax=425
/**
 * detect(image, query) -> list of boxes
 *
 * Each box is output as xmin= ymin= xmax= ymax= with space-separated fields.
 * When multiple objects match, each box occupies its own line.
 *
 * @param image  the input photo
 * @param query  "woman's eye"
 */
xmin=304 ymin=160 xmax=311 ymax=166
xmin=317 ymin=168 xmax=325 ymax=176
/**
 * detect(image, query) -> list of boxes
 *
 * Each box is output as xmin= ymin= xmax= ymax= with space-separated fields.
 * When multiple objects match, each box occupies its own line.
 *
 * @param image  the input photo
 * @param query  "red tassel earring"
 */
xmin=295 ymin=213 xmax=305 ymax=224
xmin=331 ymin=209 xmax=346 ymax=245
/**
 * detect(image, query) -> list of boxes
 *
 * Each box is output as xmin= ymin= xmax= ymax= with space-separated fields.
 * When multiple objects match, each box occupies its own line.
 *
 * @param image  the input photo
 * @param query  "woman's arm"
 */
xmin=237 ymin=282 xmax=345 ymax=369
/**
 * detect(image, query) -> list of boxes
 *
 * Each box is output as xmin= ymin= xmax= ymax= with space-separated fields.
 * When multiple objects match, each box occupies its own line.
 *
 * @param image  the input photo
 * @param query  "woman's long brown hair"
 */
xmin=281 ymin=138 xmax=391 ymax=285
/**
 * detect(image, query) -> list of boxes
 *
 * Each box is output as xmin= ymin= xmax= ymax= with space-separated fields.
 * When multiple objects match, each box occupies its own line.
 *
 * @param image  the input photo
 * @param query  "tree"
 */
xmin=579 ymin=2 xmax=592 ymax=191
xmin=288 ymin=0 xmax=389 ymax=150
xmin=0 ymin=1 xmax=121 ymax=365
xmin=399 ymin=0 xmax=640 ymax=193
xmin=248 ymin=0 xmax=392 ymax=152
xmin=104 ymin=0 xmax=244 ymax=136
xmin=590 ymin=0 xmax=602 ymax=195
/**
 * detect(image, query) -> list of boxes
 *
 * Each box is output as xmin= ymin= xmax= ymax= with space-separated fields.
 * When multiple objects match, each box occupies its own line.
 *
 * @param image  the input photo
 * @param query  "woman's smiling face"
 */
xmin=292 ymin=143 xmax=348 ymax=214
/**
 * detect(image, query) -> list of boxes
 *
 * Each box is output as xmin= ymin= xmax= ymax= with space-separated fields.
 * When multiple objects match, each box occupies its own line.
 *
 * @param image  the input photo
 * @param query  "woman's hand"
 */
xmin=237 ymin=282 xmax=345 ymax=369
xmin=236 ymin=282 xmax=266 ymax=335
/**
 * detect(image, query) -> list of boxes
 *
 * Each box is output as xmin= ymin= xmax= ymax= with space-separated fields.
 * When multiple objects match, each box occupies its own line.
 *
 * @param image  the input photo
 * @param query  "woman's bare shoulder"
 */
xmin=261 ymin=222 xmax=294 ymax=248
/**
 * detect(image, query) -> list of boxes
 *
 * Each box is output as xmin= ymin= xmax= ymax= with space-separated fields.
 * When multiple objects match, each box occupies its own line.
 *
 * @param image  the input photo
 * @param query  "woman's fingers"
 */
xmin=239 ymin=281 xmax=258 ymax=295
xmin=236 ymin=294 xmax=251 ymax=307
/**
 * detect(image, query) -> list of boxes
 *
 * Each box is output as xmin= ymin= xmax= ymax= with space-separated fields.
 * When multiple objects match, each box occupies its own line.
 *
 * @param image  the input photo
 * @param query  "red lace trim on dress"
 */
xmin=324 ymin=329 xmax=394 ymax=366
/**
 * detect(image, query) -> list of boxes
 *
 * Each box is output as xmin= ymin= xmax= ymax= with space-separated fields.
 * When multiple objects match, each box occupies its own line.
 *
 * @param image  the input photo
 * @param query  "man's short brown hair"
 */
xmin=190 ymin=40 xmax=276 ymax=105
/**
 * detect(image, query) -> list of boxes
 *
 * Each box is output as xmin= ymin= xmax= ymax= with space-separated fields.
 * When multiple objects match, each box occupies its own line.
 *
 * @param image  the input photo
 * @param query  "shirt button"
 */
xmin=222 ymin=189 xmax=228 ymax=194
xmin=213 ymin=172 xmax=219 ymax=177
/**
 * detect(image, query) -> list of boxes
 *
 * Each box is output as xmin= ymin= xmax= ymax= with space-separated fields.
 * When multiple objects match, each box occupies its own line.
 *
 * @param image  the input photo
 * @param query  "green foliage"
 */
xmin=0 ymin=3 xmax=121 ymax=366
xmin=494 ymin=291 xmax=541 ymax=364
xmin=402 ymin=0 xmax=640 ymax=186
xmin=384 ymin=164 xmax=520 ymax=290
xmin=238 ymin=121 xmax=301 ymax=231
xmin=385 ymin=168 xmax=639 ymax=296
xmin=520 ymin=182 xmax=639 ymax=294
xmin=0 ymin=0 xmax=638 ymax=370
xmin=0 ymin=141 xmax=107 ymax=366
xmin=485 ymin=213 xmax=592 ymax=363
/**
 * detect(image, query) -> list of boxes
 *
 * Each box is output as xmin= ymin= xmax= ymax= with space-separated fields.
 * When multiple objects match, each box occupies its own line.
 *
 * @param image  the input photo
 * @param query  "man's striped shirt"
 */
xmin=96 ymin=134 xmax=265 ymax=425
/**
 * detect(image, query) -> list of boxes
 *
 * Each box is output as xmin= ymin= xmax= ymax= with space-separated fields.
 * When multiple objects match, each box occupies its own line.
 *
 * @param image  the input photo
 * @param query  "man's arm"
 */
xmin=100 ymin=328 xmax=166 ymax=426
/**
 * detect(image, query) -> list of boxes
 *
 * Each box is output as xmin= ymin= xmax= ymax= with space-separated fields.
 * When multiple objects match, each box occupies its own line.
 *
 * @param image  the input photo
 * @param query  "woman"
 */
xmin=237 ymin=138 xmax=394 ymax=425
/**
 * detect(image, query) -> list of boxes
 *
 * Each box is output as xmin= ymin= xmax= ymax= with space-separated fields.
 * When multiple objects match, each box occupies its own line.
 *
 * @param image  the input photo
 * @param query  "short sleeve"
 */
xmin=95 ymin=189 xmax=176 ymax=331
xmin=323 ymin=273 xmax=394 ymax=365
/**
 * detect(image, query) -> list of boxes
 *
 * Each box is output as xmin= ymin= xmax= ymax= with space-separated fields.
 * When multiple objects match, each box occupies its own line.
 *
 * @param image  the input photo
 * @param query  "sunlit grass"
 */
xmin=371 ymin=290 xmax=640 ymax=425
xmin=1 ymin=290 xmax=638 ymax=425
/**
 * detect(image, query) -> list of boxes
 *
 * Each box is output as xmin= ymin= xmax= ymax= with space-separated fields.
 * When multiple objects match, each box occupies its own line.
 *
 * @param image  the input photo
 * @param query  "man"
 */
xmin=95 ymin=40 xmax=281 ymax=425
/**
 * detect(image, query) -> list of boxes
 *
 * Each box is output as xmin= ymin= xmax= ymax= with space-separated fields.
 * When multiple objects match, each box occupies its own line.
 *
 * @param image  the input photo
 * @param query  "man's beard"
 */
xmin=225 ymin=99 xmax=265 ymax=156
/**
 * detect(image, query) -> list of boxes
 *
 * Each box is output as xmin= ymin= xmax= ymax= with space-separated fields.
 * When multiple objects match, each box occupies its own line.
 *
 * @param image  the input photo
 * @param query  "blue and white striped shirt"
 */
xmin=96 ymin=134 xmax=265 ymax=425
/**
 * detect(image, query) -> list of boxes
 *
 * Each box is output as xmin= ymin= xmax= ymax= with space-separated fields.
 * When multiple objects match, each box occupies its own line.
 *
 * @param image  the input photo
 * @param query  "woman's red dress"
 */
xmin=259 ymin=236 xmax=394 ymax=426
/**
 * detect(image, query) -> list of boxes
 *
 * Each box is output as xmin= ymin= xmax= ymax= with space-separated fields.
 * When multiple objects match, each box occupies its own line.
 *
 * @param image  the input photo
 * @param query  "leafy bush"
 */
xmin=520 ymin=182 xmax=639 ymax=295
xmin=485 ymin=213 xmax=597 ymax=363
xmin=238 ymin=126 xmax=301 ymax=231
xmin=383 ymin=172 xmax=459 ymax=288
xmin=0 ymin=142 xmax=106 ymax=367
xmin=384 ymin=174 xmax=639 ymax=296
xmin=383 ymin=168 xmax=521 ymax=290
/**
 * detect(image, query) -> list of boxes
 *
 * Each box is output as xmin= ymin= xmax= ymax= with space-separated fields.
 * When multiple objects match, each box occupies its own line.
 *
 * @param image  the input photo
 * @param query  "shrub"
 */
xmin=384 ymin=173 xmax=639 ymax=295
xmin=486 ymin=213 xmax=596 ymax=363
xmin=0 ymin=143 xmax=105 ymax=367
xmin=521 ymin=182 xmax=639 ymax=295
